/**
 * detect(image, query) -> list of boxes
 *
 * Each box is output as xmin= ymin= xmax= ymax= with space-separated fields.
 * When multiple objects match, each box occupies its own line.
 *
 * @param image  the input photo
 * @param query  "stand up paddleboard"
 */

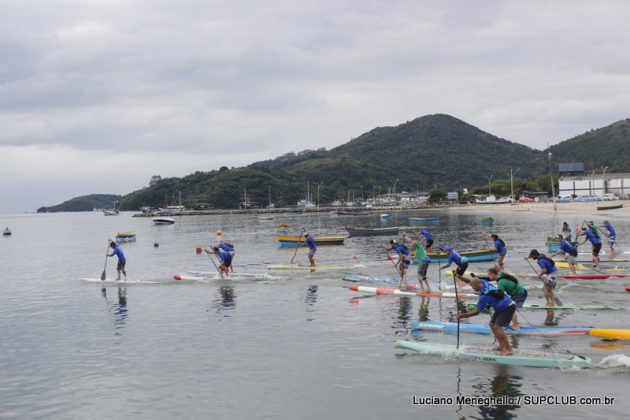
xmin=80 ymin=278 xmax=159 ymax=285
xmin=395 ymin=341 xmax=591 ymax=368
xmin=345 ymin=285 xmax=477 ymax=298
xmin=465 ymin=303 xmax=619 ymax=312
xmin=267 ymin=264 xmax=351 ymax=271
xmin=409 ymin=321 xmax=591 ymax=336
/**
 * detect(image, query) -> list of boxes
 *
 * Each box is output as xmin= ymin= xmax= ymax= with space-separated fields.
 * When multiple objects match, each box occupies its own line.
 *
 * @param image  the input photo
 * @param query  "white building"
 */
xmin=559 ymin=173 xmax=630 ymax=197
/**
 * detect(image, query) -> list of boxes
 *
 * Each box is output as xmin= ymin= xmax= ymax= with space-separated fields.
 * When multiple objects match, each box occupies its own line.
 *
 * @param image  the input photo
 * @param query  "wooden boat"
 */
xmin=345 ymin=227 xmax=400 ymax=237
xmin=408 ymin=217 xmax=439 ymax=225
xmin=545 ymin=237 xmax=578 ymax=253
xmin=597 ymin=203 xmax=623 ymax=211
xmin=276 ymin=234 xmax=345 ymax=247
xmin=116 ymin=231 xmax=136 ymax=242
xmin=413 ymin=248 xmax=498 ymax=263
xmin=152 ymin=217 xmax=175 ymax=225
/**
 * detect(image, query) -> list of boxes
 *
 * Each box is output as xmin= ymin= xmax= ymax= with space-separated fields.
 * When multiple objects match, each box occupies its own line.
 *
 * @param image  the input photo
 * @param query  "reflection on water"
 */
xmin=392 ymin=297 xmax=413 ymax=334
xmin=305 ymin=285 xmax=318 ymax=307
xmin=474 ymin=364 xmax=523 ymax=419
xmin=100 ymin=287 xmax=128 ymax=336
xmin=214 ymin=286 xmax=236 ymax=316
xmin=418 ymin=297 xmax=430 ymax=321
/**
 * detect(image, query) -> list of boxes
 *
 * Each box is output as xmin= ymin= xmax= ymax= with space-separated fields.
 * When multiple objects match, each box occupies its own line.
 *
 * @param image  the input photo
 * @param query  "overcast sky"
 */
xmin=1 ymin=0 xmax=630 ymax=213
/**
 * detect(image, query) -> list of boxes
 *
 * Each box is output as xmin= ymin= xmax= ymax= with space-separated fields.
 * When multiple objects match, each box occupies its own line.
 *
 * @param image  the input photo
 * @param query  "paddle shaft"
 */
xmin=101 ymin=241 xmax=111 ymax=280
xmin=290 ymin=228 xmax=305 ymax=264
xmin=206 ymin=251 xmax=224 ymax=279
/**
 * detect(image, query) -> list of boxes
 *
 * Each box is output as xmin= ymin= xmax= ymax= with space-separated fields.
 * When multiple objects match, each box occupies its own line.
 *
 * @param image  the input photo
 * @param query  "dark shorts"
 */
xmin=592 ymin=242 xmax=602 ymax=257
xmin=425 ymin=239 xmax=434 ymax=249
xmin=513 ymin=290 xmax=527 ymax=308
xmin=308 ymin=248 xmax=317 ymax=257
xmin=456 ymin=262 xmax=468 ymax=276
xmin=223 ymin=257 xmax=232 ymax=268
xmin=401 ymin=258 xmax=411 ymax=269
xmin=491 ymin=304 xmax=516 ymax=328
xmin=418 ymin=261 xmax=429 ymax=277
xmin=117 ymin=260 xmax=126 ymax=270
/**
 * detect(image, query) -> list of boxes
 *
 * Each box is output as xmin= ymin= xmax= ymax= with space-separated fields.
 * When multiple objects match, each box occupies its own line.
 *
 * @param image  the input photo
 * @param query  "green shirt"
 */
xmin=497 ymin=276 xmax=525 ymax=299
xmin=414 ymin=242 xmax=427 ymax=260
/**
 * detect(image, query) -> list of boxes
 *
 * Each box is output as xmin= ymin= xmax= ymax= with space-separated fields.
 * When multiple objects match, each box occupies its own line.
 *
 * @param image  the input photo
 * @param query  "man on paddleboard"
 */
xmin=409 ymin=234 xmax=431 ymax=292
xmin=418 ymin=229 xmax=433 ymax=250
xmin=525 ymin=249 xmax=559 ymax=307
xmin=439 ymin=246 xmax=468 ymax=288
xmin=599 ymin=220 xmax=617 ymax=254
xmin=206 ymin=246 xmax=232 ymax=276
xmin=107 ymin=241 xmax=127 ymax=281
xmin=490 ymin=234 xmax=507 ymax=271
xmin=550 ymin=234 xmax=578 ymax=275
xmin=218 ymin=241 xmax=235 ymax=273
xmin=305 ymin=233 xmax=317 ymax=268
xmin=389 ymin=239 xmax=411 ymax=284
xmin=456 ymin=277 xmax=516 ymax=355
xmin=578 ymin=226 xmax=602 ymax=269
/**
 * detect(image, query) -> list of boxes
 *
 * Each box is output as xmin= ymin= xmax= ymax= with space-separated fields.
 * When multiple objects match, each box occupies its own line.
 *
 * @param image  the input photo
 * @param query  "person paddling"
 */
xmin=418 ymin=229 xmax=434 ymax=250
xmin=561 ymin=222 xmax=573 ymax=242
xmin=409 ymin=234 xmax=431 ymax=292
xmin=458 ymin=268 xmax=526 ymax=329
xmin=490 ymin=234 xmax=507 ymax=271
xmin=218 ymin=241 xmax=235 ymax=273
xmin=578 ymin=226 xmax=602 ymax=269
xmin=550 ymin=234 xmax=578 ymax=275
xmin=599 ymin=220 xmax=617 ymax=254
xmin=456 ymin=277 xmax=516 ymax=355
xmin=305 ymin=233 xmax=317 ymax=268
xmin=205 ymin=246 xmax=231 ymax=277
xmin=388 ymin=239 xmax=411 ymax=285
xmin=439 ymin=246 xmax=468 ymax=287
xmin=524 ymin=249 xmax=558 ymax=307
xmin=107 ymin=241 xmax=127 ymax=281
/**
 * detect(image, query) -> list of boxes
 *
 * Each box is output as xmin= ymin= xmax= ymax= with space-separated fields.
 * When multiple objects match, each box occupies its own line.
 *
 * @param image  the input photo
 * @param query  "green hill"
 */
xmin=549 ymin=118 xmax=630 ymax=172
xmin=37 ymin=194 xmax=122 ymax=213
xmin=42 ymin=114 xmax=630 ymax=211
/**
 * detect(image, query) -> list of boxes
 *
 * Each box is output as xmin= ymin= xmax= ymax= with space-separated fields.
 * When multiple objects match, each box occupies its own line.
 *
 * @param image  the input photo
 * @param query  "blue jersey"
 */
xmin=605 ymin=223 xmax=616 ymax=237
xmin=306 ymin=237 xmax=316 ymax=249
xmin=420 ymin=230 xmax=432 ymax=241
xmin=446 ymin=250 xmax=463 ymax=266
xmin=476 ymin=280 xmax=513 ymax=312
xmin=111 ymin=245 xmax=126 ymax=264
xmin=494 ymin=239 xmax=506 ymax=256
xmin=217 ymin=250 xmax=231 ymax=262
xmin=395 ymin=244 xmax=410 ymax=257
xmin=537 ymin=257 xmax=557 ymax=274
xmin=584 ymin=230 xmax=601 ymax=245
xmin=559 ymin=239 xmax=576 ymax=255
xmin=219 ymin=243 xmax=234 ymax=253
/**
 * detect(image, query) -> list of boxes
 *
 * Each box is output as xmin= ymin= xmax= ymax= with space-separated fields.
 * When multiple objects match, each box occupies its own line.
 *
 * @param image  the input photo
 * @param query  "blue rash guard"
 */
xmin=395 ymin=244 xmax=410 ymax=257
xmin=605 ymin=223 xmax=616 ymax=238
xmin=476 ymin=280 xmax=513 ymax=312
xmin=217 ymin=250 xmax=231 ymax=262
xmin=306 ymin=237 xmax=317 ymax=250
xmin=219 ymin=243 xmax=234 ymax=253
xmin=560 ymin=239 xmax=577 ymax=255
xmin=494 ymin=239 xmax=506 ymax=256
xmin=420 ymin=230 xmax=432 ymax=241
xmin=446 ymin=250 xmax=463 ymax=266
xmin=537 ymin=257 xmax=557 ymax=274
xmin=111 ymin=245 xmax=126 ymax=264
xmin=584 ymin=230 xmax=602 ymax=245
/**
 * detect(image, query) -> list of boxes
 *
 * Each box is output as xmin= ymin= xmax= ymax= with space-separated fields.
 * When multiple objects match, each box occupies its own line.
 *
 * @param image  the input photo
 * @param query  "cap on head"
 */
xmin=110 ymin=242 xmax=116 ymax=248
xmin=491 ymin=234 xmax=498 ymax=240
xmin=389 ymin=239 xmax=397 ymax=244
xmin=528 ymin=249 xmax=540 ymax=259
xmin=304 ymin=233 xmax=310 ymax=237
xmin=588 ymin=221 xmax=594 ymax=225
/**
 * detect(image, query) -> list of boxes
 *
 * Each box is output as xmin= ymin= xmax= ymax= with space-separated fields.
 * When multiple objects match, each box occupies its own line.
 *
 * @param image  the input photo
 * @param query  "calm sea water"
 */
xmin=1 ymin=209 xmax=629 ymax=419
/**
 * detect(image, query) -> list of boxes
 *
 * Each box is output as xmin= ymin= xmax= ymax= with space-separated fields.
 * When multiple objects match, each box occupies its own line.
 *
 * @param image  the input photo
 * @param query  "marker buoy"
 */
xmin=216 ymin=230 xmax=223 ymax=237
xmin=625 ymin=287 xmax=630 ymax=293
xmin=154 ymin=242 xmax=159 ymax=248
xmin=196 ymin=247 xmax=202 ymax=254
xmin=173 ymin=275 xmax=182 ymax=281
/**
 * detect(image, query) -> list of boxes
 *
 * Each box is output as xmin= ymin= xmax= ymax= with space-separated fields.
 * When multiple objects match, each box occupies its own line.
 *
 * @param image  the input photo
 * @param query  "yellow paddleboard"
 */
xmin=555 ymin=261 xmax=588 ymax=270
xmin=589 ymin=329 xmax=630 ymax=340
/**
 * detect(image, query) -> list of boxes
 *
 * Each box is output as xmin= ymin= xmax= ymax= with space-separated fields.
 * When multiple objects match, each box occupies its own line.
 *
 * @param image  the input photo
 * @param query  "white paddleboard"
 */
xmin=80 ymin=278 xmax=159 ymax=285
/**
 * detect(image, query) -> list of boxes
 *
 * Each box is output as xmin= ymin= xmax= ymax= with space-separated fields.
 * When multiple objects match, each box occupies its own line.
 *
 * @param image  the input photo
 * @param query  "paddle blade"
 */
xmin=100 ymin=270 xmax=106 ymax=281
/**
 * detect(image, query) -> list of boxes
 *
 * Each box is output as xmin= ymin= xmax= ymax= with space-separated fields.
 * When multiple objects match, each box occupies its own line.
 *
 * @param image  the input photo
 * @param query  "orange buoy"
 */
xmin=196 ymin=247 xmax=202 ymax=254
xmin=173 ymin=275 xmax=182 ymax=281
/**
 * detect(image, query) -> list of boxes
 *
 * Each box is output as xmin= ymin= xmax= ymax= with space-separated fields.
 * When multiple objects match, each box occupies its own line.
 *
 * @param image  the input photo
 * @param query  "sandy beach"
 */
xmin=451 ymin=199 xmax=630 ymax=219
